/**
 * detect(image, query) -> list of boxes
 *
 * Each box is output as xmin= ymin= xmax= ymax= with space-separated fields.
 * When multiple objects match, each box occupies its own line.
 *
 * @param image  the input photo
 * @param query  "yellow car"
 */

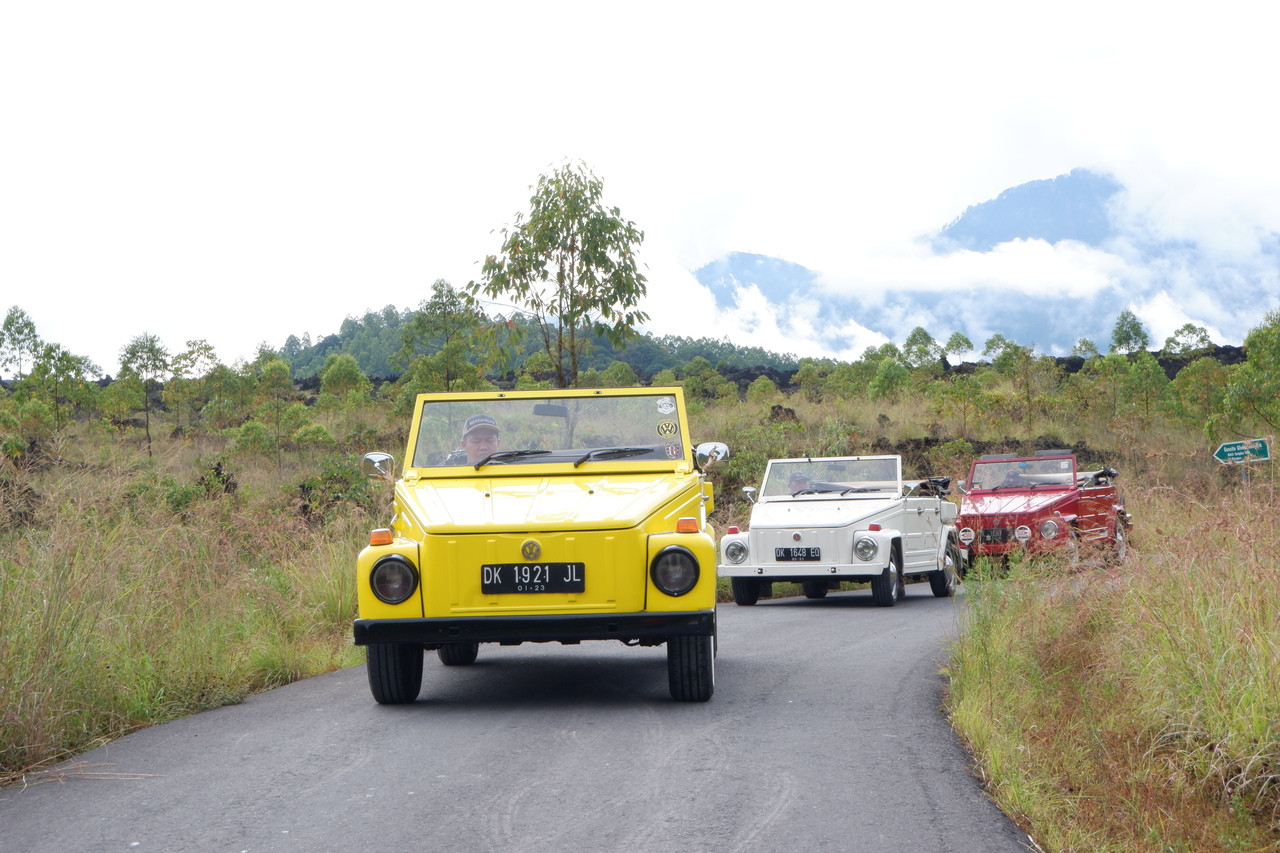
xmin=353 ymin=387 xmax=727 ymax=703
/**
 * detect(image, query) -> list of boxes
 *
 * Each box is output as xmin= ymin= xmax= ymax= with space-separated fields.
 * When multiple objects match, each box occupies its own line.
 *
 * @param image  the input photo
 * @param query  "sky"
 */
xmin=4 ymin=1 xmax=1280 ymax=376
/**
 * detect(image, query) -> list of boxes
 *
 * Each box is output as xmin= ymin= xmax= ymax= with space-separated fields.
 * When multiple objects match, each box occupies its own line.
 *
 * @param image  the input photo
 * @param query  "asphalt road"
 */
xmin=1 ymin=583 xmax=1034 ymax=852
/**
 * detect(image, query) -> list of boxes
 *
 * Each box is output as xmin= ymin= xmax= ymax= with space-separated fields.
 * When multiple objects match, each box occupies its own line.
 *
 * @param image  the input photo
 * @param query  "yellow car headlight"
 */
xmin=651 ymin=547 xmax=699 ymax=597
xmin=370 ymin=556 xmax=418 ymax=604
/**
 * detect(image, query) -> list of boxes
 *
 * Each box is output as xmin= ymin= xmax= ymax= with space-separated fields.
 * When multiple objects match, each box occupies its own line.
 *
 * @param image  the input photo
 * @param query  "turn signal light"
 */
xmin=868 ymin=523 xmax=882 ymax=531
xmin=676 ymin=517 xmax=699 ymax=533
xmin=369 ymin=528 xmax=394 ymax=546
xmin=727 ymin=525 xmax=740 ymax=534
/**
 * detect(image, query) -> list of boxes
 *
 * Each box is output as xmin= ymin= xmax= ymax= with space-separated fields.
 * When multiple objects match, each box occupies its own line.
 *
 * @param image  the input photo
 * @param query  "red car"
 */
xmin=957 ymin=450 xmax=1131 ymax=565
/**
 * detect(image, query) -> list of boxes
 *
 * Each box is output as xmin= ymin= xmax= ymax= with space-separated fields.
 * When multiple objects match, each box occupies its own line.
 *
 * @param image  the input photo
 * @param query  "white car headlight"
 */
xmin=724 ymin=540 xmax=748 ymax=564
xmin=1039 ymin=520 xmax=1060 ymax=539
xmin=958 ymin=527 xmax=975 ymax=545
xmin=854 ymin=537 xmax=878 ymax=561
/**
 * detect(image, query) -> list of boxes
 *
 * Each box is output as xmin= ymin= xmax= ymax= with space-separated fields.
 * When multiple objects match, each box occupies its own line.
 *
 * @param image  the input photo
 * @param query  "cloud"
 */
xmin=814 ymin=239 xmax=1135 ymax=303
xmin=4 ymin=2 xmax=1280 ymax=375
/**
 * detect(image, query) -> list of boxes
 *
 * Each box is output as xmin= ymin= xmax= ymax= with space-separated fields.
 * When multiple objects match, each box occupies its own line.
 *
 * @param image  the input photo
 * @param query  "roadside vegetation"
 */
xmin=3 ymin=162 xmax=1280 ymax=846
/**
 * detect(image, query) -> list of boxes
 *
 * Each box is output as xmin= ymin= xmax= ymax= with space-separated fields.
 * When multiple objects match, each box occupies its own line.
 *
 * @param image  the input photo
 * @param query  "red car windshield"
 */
xmin=968 ymin=456 xmax=1076 ymax=491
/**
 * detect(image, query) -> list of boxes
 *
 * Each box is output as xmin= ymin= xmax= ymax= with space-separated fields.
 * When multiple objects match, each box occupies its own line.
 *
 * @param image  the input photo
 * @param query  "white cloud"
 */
xmin=3 ymin=1 xmax=1279 ymax=374
xmin=814 ymin=240 xmax=1136 ymax=301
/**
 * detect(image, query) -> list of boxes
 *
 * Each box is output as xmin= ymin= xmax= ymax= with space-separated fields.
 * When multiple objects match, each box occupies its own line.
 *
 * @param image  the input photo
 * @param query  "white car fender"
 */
xmin=853 ymin=527 xmax=899 ymax=571
xmin=934 ymin=525 xmax=960 ymax=564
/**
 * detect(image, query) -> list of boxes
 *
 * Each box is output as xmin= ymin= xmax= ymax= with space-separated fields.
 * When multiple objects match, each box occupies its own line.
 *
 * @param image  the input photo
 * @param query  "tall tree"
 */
xmin=1160 ymin=323 xmax=1213 ymax=359
xmin=0 ymin=307 xmax=41 ymax=380
xmin=943 ymin=332 xmax=973 ymax=362
xmin=902 ymin=327 xmax=943 ymax=371
xmin=1110 ymin=309 xmax=1151 ymax=354
xmin=472 ymin=160 xmax=648 ymax=388
xmin=119 ymin=333 xmax=171 ymax=457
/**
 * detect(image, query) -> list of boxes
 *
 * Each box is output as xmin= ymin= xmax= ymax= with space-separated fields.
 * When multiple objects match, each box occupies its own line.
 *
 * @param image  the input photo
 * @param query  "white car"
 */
xmin=717 ymin=455 xmax=961 ymax=606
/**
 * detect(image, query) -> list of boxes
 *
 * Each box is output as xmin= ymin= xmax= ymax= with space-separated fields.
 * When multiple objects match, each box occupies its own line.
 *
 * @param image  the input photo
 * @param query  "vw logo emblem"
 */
xmin=792 ymin=533 xmax=802 ymax=542
xmin=521 ymin=540 xmax=541 ymax=560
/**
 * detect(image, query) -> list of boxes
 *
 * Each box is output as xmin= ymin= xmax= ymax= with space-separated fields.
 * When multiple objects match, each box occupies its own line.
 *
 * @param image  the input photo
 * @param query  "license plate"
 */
xmin=481 ymin=563 xmax=585 ymax=594
xmin=774 ymin=547 xmax=821 ymax=561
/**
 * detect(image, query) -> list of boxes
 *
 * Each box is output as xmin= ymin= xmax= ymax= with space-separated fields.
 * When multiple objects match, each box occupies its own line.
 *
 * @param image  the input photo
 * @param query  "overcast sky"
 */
xmin=4 ymin=1 xmax=1279 ymax=375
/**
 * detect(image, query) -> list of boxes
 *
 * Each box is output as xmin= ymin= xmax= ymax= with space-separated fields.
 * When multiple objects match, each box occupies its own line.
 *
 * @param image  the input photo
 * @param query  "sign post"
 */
xmin=1213 ymin=438 xmax=1271 ymax=464
xmin=1213 ymin=437 xmax=1271 ymax=486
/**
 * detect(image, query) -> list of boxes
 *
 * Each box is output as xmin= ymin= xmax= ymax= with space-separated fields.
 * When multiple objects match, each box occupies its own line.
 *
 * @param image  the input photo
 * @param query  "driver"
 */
xmin=787 ymin=470 xmax=811 ymax=493
xmin=445 ymin=413 xmax=500 ymax=465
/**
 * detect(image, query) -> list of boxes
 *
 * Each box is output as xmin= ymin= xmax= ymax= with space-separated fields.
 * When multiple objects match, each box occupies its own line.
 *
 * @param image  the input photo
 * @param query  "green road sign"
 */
xmin=1213 ymin=438 xmax=1271 ymax=464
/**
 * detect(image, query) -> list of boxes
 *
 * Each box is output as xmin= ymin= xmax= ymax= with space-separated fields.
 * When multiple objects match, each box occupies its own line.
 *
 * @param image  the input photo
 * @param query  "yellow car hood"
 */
xmin=400 ymin=472 xmax=697 ymax=533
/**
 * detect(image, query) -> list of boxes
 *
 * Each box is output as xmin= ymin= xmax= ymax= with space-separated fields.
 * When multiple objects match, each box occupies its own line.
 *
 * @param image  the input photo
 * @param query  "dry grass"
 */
xmin=947 ymin=484 xmax=1280 ymax=851
xmin=7 ymin=390 xmax=1280 ymax=852
xmin=0 ymin=425 xmax=367 ymax=785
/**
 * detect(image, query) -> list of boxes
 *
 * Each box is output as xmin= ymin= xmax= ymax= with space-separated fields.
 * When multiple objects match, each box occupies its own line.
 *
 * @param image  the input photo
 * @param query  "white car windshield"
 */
xmin=411 ymin=392 xmax=687 ymax=469
xmin=762 ymin=457 xmax=900 ymax=498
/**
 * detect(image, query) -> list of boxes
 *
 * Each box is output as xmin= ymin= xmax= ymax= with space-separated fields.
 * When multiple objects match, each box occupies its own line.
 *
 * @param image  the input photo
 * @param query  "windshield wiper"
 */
xmin=473 ymin=449 xmax=551 ymax=470
xmin=840 ymin=487 xmax=880 ymax=495
xmin=573 ymin=447 xmax=653 ymax=467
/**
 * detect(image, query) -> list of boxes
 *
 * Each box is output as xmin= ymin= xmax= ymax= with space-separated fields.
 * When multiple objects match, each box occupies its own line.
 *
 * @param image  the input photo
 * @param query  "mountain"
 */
xmin=694 ymin=168 xmax=1280 ymax=357
xmin=931 ymin=168 xmax=1123 ymax=252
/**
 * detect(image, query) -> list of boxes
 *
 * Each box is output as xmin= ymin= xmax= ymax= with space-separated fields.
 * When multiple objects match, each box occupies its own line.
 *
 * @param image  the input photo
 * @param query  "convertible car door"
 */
xmin=901 ymin=492 xmax=942 ymax=572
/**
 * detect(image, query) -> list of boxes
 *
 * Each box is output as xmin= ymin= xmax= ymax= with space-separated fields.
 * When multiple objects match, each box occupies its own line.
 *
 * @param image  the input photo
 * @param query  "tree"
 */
xmin=981 ymin=336 xmax=1059 ymax=429
xmin=932 ymin=374 xmax=987 ymax=438
xmin=1110 ymin=309 xmax=1151 ymax=354
xmin=1169 ymin=356 xmax=1228 ymax=430
xmin=746 ymin=375 xmax=779 ymax=403
xmin=119 ymin=333 xmax=171 ymax=457
xmin=472 ymin=160 xmax=648 ymax=388
xmin=1160 ymin=323 xmax=1213 ymax=359
xmin=166 ymin=339 xmax=219 ymax=432
xmin=680 ymin=356 xmax=736 ymax=401
xmin=320 ymin=352 xmax=372 ymax=400
xmin=201 ymin=363 xmax=251 ymax=429
xmin=398 ymin=281 xmax=481 ymax=364
xmin=868 ymin=358 xmax=910 ymax=401
xmin=0 ymin=307 xmax=41 ymax=380
xmin=252 ymin=358 xmax=296 ymax=467
xmin=792 ymin=358 xmax=832 ymax=402
xmin=943 ymin=332 xmax=973 ymax=362
xmin=396 ymin=281 xmax=506 ymax=390
xmin=1219 ymin=309 xmax=1280 ymax=434
xmin=1083 ymin=352 xmax=1132 ymax=422
xmin=1124 ymin=351 xmax=1170 ymax=425
xmin=27 ymin=343 xmax=99 ymax=429
xmin=901 ymin=327 xmax=943 ymax=371
xmin=1072 ymin=338 xmax=1100 ymax=359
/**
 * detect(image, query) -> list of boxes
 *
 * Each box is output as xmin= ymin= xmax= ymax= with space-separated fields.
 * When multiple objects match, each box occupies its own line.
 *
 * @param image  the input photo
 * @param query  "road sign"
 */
xmin=1213 ymin=438 xmax=1271 ymax=464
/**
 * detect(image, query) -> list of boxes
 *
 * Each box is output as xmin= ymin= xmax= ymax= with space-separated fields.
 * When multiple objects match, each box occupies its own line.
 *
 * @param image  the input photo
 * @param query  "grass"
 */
xmin=5 ymin=393 xmax=1280 ymax=851
xmin=947 ymin=484 xmax=1280 ymax=851
xmin=0 ymin=428 xmax=365 ymax=785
